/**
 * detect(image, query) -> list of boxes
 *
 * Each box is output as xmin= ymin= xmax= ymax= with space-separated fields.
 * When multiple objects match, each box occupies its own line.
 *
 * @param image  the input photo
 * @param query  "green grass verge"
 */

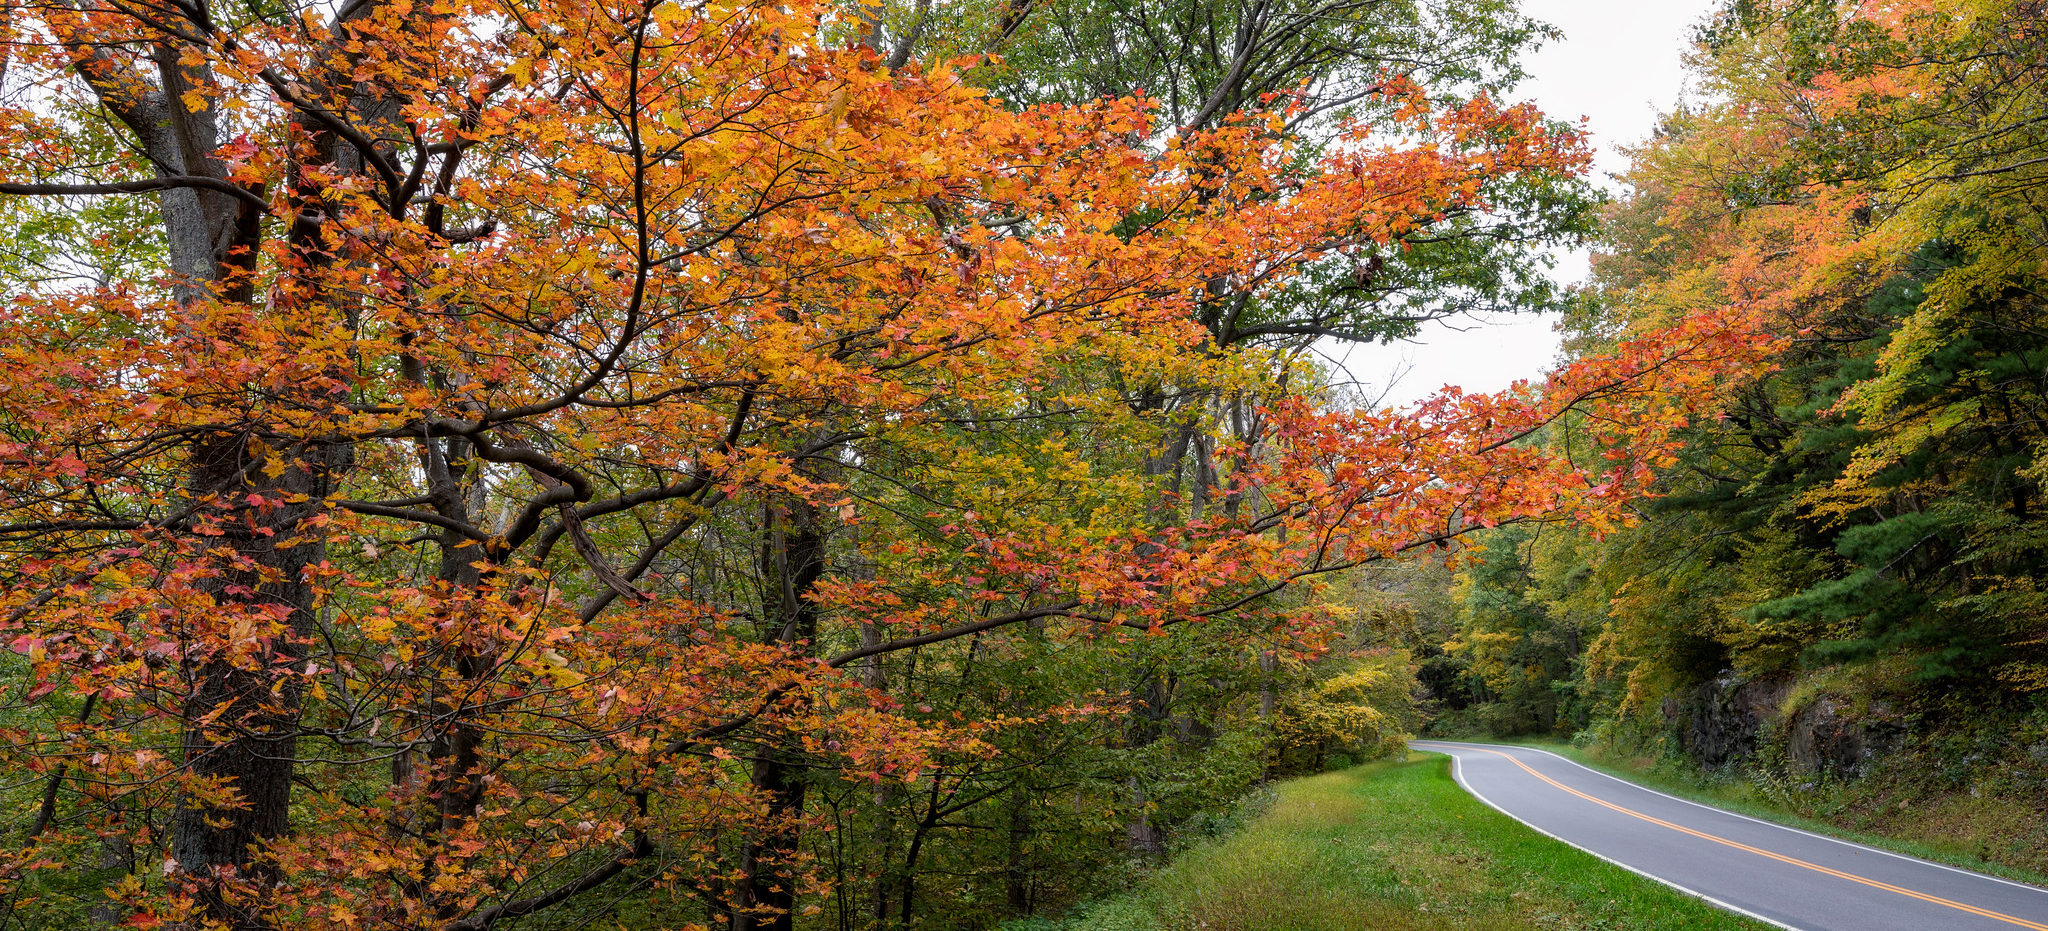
xmin=1015 ymin=752 xmax=1768 ymax=931
xmin=1509 ymin=740 xmax=2048 ymax=889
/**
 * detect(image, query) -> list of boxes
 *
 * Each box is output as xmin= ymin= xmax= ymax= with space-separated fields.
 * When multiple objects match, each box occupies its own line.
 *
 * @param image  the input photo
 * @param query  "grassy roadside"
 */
xmin=1014 ymin=752 xmax=1768 ymax=931
xmin=1509 ymin=739 xmax=2048 ymax=888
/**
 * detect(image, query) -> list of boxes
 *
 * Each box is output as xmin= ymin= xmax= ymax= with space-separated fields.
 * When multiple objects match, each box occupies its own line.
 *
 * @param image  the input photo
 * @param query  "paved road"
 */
xmin=1412 ymin=740 xmax=2048 ymax=931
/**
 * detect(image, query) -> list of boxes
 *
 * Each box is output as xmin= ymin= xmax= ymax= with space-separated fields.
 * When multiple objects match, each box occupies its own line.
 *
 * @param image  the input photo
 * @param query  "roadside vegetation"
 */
xmin=1016 ymin=753 xmax=1769 ymax=931
xmin=1402 ymin=0 xmax=2048 ymax=888
xmin=1548 ymin=742 xmax=2048 ymax=884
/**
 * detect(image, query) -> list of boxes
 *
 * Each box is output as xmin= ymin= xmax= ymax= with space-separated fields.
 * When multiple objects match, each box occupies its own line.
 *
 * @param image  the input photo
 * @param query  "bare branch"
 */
xmin=0 ymin=176 xmax=269 ymax=211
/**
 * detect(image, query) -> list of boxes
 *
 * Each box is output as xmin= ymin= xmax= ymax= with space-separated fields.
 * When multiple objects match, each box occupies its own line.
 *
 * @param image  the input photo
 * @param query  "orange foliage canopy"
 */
xmin=0 ymin=0 xmax=1768 ymax=926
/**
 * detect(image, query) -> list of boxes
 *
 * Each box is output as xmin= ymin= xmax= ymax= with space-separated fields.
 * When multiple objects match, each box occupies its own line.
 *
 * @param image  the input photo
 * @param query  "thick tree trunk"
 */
xmin=159 ymin=68 xmax=361 ymax=920
xmin=171 ymin=438 xmax=340 ymax=925
xmin=1118 ymin=405 xmax=1197 ymax=856
xmin=411 ymin=435 xmax=497 ymax=920
xmin=148 ymin=66 xmax=323 ymax=919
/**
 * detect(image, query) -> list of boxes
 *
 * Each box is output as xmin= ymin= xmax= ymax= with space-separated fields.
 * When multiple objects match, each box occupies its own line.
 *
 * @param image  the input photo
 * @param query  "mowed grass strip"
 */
xmin=1044 ymin=752 xmax=1769 ymax=931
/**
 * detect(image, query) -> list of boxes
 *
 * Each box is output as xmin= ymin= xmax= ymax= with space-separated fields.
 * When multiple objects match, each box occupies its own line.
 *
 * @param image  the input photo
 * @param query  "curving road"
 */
xmin=1412 ymin=740 xmax=2048 ymax=931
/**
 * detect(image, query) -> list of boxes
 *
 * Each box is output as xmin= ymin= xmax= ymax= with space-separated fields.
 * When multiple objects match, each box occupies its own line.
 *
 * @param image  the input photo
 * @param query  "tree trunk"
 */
xmin=1003 ymin=783 xmax=1034 ymax=916
xmin=1123 ymin=668 xmax=1173 ymax=857
xmin=895 ymin=779 xmax=945 ymax=931
xmin=66 ymin=30 xmax=364 ymax=924
xmin=862 ymin=621 xmax=901 ymax=927
xmin=734 ymin=496 xmax=828 ymax=931
xmin=736 ymin=752 xmax=811 ymax=931
xmin=171 ymin=437 xmax=340 ymax=925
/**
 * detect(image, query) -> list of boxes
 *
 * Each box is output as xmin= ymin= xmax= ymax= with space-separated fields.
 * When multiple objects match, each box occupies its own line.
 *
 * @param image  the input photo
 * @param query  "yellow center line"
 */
xmin=1448 ymin=744 xmax=2048 ymax=931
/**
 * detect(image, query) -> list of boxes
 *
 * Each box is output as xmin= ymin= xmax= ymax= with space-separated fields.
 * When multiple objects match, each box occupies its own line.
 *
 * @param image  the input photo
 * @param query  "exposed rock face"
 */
xmin=1787 ymin=696 xmax=1901 ymax=777
xmin=1674 ymin=672 xmax=1791 ymax=769
xmin=1668 ymin=672 xmax=1899 ymax=777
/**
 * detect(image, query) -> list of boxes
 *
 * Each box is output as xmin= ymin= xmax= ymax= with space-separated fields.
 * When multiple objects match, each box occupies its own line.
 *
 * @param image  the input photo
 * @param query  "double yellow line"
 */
xmin=1448 ymin=744 xmax=2048 ymax=931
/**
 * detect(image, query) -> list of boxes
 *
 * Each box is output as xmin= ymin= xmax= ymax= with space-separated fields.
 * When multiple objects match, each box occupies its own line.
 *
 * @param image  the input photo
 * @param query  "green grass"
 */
xmin=1021 ymin=753 xmax=1769 ymax=931
xmin=1519 ymin=740 xmax=2048 ymax=888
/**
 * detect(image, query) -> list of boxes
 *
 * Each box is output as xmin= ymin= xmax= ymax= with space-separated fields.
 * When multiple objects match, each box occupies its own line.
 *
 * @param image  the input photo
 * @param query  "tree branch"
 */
xmin=444 ymin=833 xmax=653 ymax=931
xmin=0 ymin=177 xmax=269 ymax=211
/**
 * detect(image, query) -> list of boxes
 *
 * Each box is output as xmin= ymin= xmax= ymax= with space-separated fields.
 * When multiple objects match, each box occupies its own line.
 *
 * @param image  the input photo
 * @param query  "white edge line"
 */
xmin=1415 ymin=744 xmax=1804 ymax=931
xmin=1487 ymin=742 xmax=2048 ymax=898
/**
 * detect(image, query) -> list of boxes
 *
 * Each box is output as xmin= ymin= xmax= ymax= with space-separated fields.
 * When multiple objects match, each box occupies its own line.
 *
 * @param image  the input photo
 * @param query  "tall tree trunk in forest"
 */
xmin=894 ymin=777 xmax=949 ymax=930
xmin=170 ymin=440 xmax=340 ymax=920
xmin=1003 ymin=782 xmax=1035 ymax=916
xmin=1123 ymin=668 xmax=1174 ymax=857
xmin=737 ymin=752 xmax=813 ymax=931
xmin=861 ymin=620 xmax=902 ymax=926
xmin=1258 ymin=650 xmax=1279 ymax=720
xmin=168 ymin=73 xmax=366 ymax=920
xmin=734 ymin=495 xmax=828 ymax=931
xmin=54 ymin=33 xmax=356 ymax=923
xmin=1117 ymin=403 xmax=1199 ymax=855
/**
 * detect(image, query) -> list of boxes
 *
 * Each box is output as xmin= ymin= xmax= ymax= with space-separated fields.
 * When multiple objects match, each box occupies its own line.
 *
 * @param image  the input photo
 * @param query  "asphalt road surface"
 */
xmin=1411 ymin=740 xmax=2048 ymax=931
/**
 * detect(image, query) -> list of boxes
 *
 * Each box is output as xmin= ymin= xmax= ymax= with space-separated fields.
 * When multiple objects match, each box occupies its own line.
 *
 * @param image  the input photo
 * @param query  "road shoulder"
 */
xmin=1521 ymin=740 xmax=2048 ymax=890
xmin=1413 ymin=739 xmax=2048 ymax=931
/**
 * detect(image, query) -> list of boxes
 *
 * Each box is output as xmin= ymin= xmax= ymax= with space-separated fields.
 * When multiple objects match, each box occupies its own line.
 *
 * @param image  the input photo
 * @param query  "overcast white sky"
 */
xmin=1334 ymin=0 xmax=1719 ymax=408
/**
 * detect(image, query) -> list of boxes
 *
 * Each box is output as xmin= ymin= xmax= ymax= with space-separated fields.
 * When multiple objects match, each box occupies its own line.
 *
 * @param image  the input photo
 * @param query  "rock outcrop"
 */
xmin=1667 ymin=672 xmax=1899 ymax=777
xmin=1673 ymin=672 xmax=1791 ymax=769
xmin=1787 ymin=695 xmax=1901 ymax=777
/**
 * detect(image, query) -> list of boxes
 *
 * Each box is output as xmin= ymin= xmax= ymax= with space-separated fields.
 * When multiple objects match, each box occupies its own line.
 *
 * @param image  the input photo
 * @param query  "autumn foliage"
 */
xmin=1429 ymin=0 xmax=2048 ymax=817
xmin=0 ymin=0 xmax=1768 ymax=927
